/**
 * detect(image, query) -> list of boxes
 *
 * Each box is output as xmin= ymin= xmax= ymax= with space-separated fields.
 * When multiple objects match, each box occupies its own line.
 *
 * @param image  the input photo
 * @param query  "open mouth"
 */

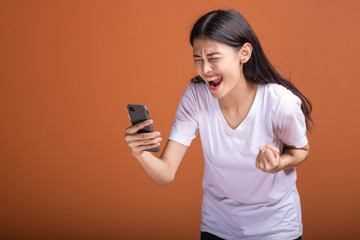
xmin=207 ymin=75 xmax=223 ymax=90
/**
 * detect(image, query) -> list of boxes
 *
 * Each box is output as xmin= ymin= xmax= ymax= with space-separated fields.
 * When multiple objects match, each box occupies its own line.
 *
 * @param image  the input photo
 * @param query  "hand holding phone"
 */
xmin=126 ymin=104 xmax=160 ymax=153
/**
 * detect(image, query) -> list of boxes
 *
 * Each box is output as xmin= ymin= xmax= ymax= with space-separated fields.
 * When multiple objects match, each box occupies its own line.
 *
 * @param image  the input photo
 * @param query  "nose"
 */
xmin=202 ymin=60 xmax=212 ymax=74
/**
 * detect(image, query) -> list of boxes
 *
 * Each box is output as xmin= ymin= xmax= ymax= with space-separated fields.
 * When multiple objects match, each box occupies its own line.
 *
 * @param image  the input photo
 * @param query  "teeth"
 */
xmin=206 ymin=75 xmax=222 ymax=81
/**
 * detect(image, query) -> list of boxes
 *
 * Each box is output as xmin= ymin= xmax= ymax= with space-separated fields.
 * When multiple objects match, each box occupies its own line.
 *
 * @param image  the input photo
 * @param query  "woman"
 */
xmin=125 ymin=9 xmax=312 ymax=240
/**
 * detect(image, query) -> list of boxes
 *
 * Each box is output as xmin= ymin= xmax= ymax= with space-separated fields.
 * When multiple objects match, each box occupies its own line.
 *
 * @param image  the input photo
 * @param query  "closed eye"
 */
xmin=193 ymin=58 xmax=219 ymax=62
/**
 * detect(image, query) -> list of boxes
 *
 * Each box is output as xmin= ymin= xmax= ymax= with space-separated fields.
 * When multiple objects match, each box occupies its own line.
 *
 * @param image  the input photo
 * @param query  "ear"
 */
xmin=239 ymin=43 xmax=253 ymax=64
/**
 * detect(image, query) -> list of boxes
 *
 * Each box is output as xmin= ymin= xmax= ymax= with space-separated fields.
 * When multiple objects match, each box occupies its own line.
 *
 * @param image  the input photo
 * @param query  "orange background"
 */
xmin=1 ymin=0 xmax=359 ymax=239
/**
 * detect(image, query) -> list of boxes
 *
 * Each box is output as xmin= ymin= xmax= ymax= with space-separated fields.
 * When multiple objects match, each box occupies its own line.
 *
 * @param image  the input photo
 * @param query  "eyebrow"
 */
xmin=193 ymin=52 xmax=221 ymax=58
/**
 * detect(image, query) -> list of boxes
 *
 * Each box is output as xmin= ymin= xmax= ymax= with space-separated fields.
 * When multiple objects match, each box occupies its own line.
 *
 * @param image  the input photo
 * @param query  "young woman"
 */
xmin=125 ymin=9 xmax=312 ymax=240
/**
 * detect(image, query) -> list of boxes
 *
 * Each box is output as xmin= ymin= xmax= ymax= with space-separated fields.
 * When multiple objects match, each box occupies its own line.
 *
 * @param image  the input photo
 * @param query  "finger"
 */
xmin=255 ymin=156 xmax=260 ymax=169
xmin=126 ymin=119 xmax=154 ymax=134
xmin=257 ymin=152 xmax=266 ymax=169
xmin=258 ymin=150 xmax=273 ymax=172
xmin=138 ymin=137 xmax=162 ymax=146
xmin=262 ymin=146 xmax=276 ymax=159
xmin=128 ymin=136 xmax=162 ymax=148
xmin=260 ymin=149 xmax=267 ymax=157
xmin=263 ymin=150 xmax=276 ymax=169
xmin=261 ymin=155 xmax=273 ymax=172
xmin=125 ymin=132 xmax=161 ymax=144
xmin=259 ymin=146 xmax=266 ymax=151
xmin=129 ymin=139 xmax=160 ymax=154
xmin=265 ymin=144 xmax=280 ymax=155
xmin=259 ymin=158 xmax=265 ymax=171
xmin=265 ymin=149 xmax=275 ymax=161
xmin=135 ymin=142 xmax=161 ymax=152
xmin=257 ymin=149 xmax=266 ymax=162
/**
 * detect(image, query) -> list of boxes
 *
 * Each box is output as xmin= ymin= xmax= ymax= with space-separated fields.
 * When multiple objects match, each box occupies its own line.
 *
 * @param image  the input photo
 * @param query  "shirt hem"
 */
xmin=200 ymin=226 xmax=302 ymax=240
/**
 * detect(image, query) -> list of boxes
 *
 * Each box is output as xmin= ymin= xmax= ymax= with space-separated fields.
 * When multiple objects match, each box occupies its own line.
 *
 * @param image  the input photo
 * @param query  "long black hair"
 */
xmin=190 ymin=9 xmax=313 ymax=132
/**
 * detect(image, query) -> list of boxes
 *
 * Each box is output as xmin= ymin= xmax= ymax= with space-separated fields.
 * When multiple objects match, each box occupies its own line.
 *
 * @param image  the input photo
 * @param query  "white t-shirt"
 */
xmin=168 ymin=80 xmax=308 ymax=239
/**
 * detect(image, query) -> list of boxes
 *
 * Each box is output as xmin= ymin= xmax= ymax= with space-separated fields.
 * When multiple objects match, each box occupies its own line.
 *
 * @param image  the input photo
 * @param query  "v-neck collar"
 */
xmin=214 ymin=84 xmax=263 ymax=135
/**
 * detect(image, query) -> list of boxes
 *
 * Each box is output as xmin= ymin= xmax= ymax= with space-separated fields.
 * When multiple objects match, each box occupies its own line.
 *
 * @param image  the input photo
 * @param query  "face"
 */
xmin=192 ymin=38 xmax=243 ymax=99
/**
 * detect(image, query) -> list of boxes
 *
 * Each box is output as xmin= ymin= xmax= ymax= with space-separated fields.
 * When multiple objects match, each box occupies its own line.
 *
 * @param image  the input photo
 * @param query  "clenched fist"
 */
xmin=256 ymin=144 xmax=282 ymax=173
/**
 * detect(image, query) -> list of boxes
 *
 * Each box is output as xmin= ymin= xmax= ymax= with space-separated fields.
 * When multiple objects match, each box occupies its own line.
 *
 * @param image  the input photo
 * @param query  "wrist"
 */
xmin=278 ymin=155 xmax=291 ymax=171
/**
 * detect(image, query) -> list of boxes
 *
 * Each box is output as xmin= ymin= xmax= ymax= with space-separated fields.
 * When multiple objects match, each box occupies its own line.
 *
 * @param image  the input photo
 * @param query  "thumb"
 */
xmin=259 ymin=146 xmax=266 ymax=151
xmin=266 ymin=148 xmax=277 ymax=159
xmin=265 ymin=144 xmax=280 ymax=156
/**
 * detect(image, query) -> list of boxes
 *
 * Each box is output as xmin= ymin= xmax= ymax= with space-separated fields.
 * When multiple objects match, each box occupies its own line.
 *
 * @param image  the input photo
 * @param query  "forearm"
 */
xmin=279 ymin=144 xmax=310 ymax=170
xmin=134 ymin=151 xmax=174 ymax=186
xmin=125 ymin=120 xmax=187 ymax=185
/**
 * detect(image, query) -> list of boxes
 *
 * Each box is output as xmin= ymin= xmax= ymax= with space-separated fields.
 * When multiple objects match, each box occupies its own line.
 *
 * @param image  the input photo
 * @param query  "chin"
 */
xmin=210 ymin=90 xmax=224 ymax=99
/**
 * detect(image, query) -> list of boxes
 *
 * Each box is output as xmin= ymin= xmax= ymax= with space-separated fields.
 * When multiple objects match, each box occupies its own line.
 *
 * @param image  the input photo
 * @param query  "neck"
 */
xmin=219 ymin=78 xmax=258 ymax=112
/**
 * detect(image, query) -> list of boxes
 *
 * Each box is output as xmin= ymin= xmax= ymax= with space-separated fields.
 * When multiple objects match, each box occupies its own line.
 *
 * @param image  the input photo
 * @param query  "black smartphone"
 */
xmin=127 ymin=104 xmax=160 ymax=152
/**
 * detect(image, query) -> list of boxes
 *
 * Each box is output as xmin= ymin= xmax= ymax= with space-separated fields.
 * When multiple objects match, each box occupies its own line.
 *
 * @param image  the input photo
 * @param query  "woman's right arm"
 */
xmin=124 ymin=119 xmax=188 ymax=186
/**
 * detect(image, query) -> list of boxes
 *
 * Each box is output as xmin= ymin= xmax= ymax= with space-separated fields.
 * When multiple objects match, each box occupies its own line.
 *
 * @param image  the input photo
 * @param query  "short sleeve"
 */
xmin=274 ymin=91 xmax=308 ymax=148
xmin=168 ymin=81 xmax=199 ymax=147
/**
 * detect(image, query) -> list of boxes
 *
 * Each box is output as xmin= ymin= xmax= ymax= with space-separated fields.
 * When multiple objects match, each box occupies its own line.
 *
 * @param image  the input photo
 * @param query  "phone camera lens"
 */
xmin=129 ymin=107 xmax=135 ymax=111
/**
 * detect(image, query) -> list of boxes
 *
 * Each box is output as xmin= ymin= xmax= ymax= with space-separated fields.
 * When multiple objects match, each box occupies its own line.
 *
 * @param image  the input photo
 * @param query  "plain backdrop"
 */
xmin=1 ymin=0 xmax=359 ymax=239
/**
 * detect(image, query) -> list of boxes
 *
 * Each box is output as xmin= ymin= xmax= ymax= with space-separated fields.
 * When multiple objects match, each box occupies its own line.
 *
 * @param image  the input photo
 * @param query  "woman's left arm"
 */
xmin=256 ymin=143 xmax=310 ymax=173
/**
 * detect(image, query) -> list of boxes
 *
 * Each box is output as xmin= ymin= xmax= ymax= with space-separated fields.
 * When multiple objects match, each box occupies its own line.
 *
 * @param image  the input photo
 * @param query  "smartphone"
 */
xmin=127 ymin=104 xmax=160 ymax=152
